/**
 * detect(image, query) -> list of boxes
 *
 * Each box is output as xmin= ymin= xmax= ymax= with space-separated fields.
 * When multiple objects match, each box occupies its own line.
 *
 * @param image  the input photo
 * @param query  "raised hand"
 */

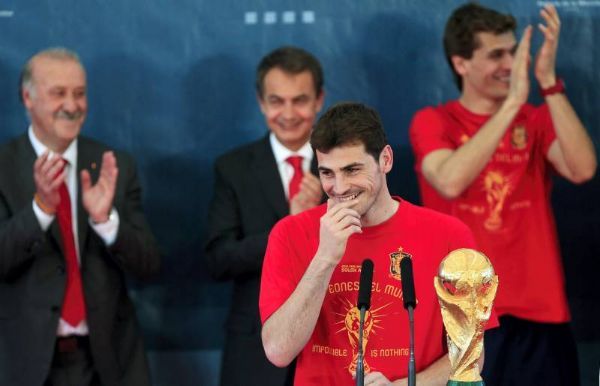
xmin=507 ymin=25 xmax=532 ymax=107
xmin=290 ymin=172 xmax=323 ymax=215
xmin=81 ymin=151 xmax=118 ymax=223
xmin=315 ymin=199 xmax=362 ymax=265
xmin=535 ymin=4 xmax=560 ymax=88
xmin=33 ymin=151 xmax=66 ymax=214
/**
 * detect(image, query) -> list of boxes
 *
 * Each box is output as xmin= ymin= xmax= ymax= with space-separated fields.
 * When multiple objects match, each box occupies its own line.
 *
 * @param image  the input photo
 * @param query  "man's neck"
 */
xmin=361 ymin=191 xmax=399 ymax=227
xmin=31 ymin=125 xmax=70 ymax=154
xmin=459 ymin=91 xmax=504 ymax=116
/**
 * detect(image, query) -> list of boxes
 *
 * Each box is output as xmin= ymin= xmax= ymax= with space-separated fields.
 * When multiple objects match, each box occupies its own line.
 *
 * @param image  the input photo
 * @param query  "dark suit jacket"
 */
xmin=0 ymin=134 xmax=160 ymax=386
xmin=205 ymin=134 xmax=318 ymax=386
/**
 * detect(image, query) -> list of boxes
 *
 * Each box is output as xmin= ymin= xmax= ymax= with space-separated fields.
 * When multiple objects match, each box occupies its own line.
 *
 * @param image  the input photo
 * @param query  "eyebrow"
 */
xmin=318 ymin=162 xmax=363 ymax=173
xmin=487 ymin=44 xmax=517 ymax=56
xmin=267 ymin=93 xmax=310 ymax=101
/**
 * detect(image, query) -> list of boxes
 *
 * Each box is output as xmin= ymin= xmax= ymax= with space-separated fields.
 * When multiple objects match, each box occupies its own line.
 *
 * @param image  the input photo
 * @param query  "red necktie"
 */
xmin=55 ymin=162 xmax=86 ymax=326
xmin=286 ymin=155 xmax=304 ymax=200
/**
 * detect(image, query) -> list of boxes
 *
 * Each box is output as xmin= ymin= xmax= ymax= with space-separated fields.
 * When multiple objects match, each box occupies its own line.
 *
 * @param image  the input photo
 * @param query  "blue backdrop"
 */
xmin=1 ymin=1 xmax=598 ymax=385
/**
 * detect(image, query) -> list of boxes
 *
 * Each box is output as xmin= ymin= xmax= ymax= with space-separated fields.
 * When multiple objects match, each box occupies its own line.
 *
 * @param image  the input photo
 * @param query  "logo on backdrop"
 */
xmin=0 ymin=1 xmax=14 ymax=18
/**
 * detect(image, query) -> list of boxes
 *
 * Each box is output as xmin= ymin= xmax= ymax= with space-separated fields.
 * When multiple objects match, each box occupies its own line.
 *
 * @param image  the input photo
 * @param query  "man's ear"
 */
xmin=256 ymin=92 xmax=267 ymax=115
xmin=315 ymin=90 xmax=325 ymax=113
xmin=451 ymin=55 xmax=468 ymax=77
xmin=22 ymin=87 xmax=34 ymax=109
xmin=379 ymin=145 xmax=393 ymax=174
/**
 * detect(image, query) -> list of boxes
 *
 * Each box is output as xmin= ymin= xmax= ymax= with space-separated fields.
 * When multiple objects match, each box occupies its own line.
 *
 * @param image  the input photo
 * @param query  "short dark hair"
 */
xmin=311 ymin=102 xmax=387 ymax=161
xmin=256 ymin=46 xmax=324 ymax=98
xmin=444 ymin=2 xmax=516 ymax=90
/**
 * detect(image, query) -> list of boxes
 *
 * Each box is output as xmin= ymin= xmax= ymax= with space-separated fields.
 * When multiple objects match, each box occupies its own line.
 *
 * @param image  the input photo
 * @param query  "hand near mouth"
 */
xmin=315 ymin=198 xmax=362 ymax=266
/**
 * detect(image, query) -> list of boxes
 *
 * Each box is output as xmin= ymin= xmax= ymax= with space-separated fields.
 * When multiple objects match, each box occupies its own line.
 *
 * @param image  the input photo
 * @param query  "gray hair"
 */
xmin=20 ymin=47 xmax=84 ymax=101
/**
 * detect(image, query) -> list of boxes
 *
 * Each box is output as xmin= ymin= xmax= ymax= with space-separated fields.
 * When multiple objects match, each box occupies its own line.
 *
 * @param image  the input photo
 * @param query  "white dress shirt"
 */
xmin=28 ymin=126 xmax=119 ymax=335
xmin=269 ymin=132 xmax=314 ymax=200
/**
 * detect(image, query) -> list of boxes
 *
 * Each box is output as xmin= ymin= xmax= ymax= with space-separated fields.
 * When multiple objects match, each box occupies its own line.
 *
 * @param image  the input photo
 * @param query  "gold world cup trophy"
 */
xmin=434 ymin=249 xmax=498 ymax=386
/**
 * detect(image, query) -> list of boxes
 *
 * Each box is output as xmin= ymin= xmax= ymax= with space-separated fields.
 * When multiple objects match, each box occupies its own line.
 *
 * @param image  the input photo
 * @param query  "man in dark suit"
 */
xmin=0 ymin=47 xmax=160 ymax=386
xmin=205 ymin=46 xmax=325 ymax=386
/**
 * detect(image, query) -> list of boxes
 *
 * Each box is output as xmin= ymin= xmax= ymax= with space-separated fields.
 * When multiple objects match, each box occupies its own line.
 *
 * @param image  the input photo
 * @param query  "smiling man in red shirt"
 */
xmin=409 ymin=4 xmax=596 ymax=385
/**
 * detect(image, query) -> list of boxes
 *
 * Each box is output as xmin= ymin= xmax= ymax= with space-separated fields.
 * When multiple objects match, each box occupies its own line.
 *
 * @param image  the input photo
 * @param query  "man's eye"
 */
xmin=294 ymin=97 xmax=309 ymax=106
xmin=50 ymin=90 xmax=65 ymax=97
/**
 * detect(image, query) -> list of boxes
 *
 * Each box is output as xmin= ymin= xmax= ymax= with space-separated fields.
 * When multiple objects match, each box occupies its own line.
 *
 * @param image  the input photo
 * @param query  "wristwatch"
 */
xmin=540 ymin=77 xmax=565 ymax=97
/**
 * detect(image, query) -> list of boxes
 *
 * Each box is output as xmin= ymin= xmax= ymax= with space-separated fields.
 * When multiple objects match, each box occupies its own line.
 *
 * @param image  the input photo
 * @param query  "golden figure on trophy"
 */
xmin=434 ymin=248 xmax=498 ymax=386
xmin=344 ymin=306 xmax=373 ymax=375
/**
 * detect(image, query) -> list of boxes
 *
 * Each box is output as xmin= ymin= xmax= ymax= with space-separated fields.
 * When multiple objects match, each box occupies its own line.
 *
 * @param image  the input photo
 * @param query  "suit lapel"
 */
xmin=76 ymin=139 xmax=99 ymax=254
xmin=14 ymin=134 xmax=38 ymax=202
xmin=252 ymin=136 xmax=288 ymax=219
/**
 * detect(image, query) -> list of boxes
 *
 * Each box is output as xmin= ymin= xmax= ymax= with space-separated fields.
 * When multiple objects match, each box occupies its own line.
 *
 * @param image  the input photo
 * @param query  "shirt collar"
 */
xmin=28 ymin=125 xmax=78 ymax=166
xmin=269 ymin=132 xmax=313 ymax=165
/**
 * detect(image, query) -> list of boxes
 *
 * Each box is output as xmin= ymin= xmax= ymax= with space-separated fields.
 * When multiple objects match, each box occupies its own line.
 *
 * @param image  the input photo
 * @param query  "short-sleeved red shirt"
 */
xmin=260 ymin=198 xmax=496 ymax=385
xmin=410 ymin=101 xmax=569 ymax=323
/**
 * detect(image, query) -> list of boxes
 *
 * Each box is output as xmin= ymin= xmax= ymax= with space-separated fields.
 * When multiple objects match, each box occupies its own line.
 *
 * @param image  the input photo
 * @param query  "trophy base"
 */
xmin=447 ymin=382 xmax=484 ymax=386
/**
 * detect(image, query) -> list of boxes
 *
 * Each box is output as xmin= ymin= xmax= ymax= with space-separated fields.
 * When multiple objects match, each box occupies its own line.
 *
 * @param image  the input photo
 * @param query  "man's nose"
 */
xmin=332 ymin=175 xmax=350 ymax=195
xmin=62 ymin=94 xmax=79 ymax=112
xmin=503 ymin=53 xmax=514 ymax=71
xmin=281 ymin=102 xmax=296 ymax=120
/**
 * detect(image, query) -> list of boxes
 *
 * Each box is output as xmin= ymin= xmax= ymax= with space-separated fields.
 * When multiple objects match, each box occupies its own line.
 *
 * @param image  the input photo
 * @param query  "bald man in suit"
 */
xmin=0 ymin=47 xmax=160 ymax=386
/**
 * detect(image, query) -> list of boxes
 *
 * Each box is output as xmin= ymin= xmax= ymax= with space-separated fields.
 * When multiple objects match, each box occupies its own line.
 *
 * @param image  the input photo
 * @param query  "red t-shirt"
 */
xmin=409 ymin=101 xmax=569 ymax=323
xmin=260 ymin=198 xmax=491 ymax=385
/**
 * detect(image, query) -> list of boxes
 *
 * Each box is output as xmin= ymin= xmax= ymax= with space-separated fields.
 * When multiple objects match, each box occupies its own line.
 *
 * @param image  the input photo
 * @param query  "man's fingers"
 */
xmin=323 ymin=209 xmax=362 ymax=240
xmin=517 ymin=25 xmax=533 ymax=57
xmin=299 ymin=178 xmax=322 ymax=199
xmin=80 ymin=170 xmax=92 ymax=192
xmin=301 ymin=173 xmax=320 ymax=186
xmin=48 ymin=170 xmax=66 ymax=191
xmin=540 ymin=11 xmax=558 ymax=32
xmin=33 ymin=151 xmax=49 ymax=173
xmin=538 ymin=6 xmax=559 ymax=38
xmin=34 ymin=152 xmax=65 ymax=195
xmin=47 ymin=158 xmax=65 ymax=180
xmin=511 ymin=26 xmax=532 ymax=86
xmin=541 ymin=4 xmax=560 ymax=28
xmin=102 ymin=150 xmax=116 ymax=167
xmin=100 ymin=151 xmax=118 ymax=180
xmin=342 ymin=225 xmax=362 ymax=238
xmin=329 ymin=206 xmax=361 ymax=225
xmin=364 ymin=371 xmax=390 ymax=385
xmin=37 ymin=153 xmax=62 ymax=178
xmin=303 ymin=172 xmax=321 ymax=185
xmin=326 ymin=198 xmax=333 ymax=211
xmin=337 ymin=214 xmax=362 ymax=230
xmin=537 ymin=23 xmax=550 ymax=38
xmin=326 ymin=198 xmax=360 ymax=217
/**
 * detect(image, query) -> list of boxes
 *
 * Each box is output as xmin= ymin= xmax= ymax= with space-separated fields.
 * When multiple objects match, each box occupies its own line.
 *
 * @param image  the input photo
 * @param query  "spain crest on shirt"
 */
xmin=511 ymin=125 xmax=528 ymax=150
xmin=389 ymin=247 xmax=412 ymax=281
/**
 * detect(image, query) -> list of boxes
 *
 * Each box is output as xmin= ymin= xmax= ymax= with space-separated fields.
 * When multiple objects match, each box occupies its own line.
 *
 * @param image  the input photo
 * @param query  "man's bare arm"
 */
xmin=534 ymin=5 xmax=596 ymax=182
xmin=422 ymin=28 xmax=532 ymax=199
xmin=261 ymin=199 xmax=362 ymax=366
